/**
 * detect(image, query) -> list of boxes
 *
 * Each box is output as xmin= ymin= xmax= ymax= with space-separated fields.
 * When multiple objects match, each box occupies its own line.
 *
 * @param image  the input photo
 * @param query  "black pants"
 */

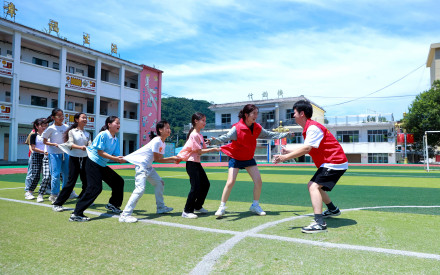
xmin=73 ymin=159 xmax=124 ymax=216
xmin=54 ymin=156 xmax=88 ymax=206
xmin=184 ymin=161 xmax=210 ymax=213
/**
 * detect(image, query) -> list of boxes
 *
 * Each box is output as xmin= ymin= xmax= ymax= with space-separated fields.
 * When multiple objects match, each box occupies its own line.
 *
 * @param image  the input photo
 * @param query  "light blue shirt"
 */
xmin=87 ymin=130 xmax=120 ymax=167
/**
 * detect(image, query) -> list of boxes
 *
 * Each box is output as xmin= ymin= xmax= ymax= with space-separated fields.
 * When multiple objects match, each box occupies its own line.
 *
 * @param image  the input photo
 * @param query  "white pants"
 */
xmin=122 ymin=165 xmax=165 ymax=215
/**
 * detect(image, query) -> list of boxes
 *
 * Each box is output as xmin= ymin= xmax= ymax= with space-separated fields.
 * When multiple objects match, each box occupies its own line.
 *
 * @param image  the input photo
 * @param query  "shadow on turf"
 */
xmin=213 ymin=210 xmax=305 ymax=221
xmin=288 ymin=218 xmax=357 ymax=230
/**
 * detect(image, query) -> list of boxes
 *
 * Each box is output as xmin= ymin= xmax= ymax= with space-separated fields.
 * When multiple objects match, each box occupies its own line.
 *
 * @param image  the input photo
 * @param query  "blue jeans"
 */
xmin=49 ymin=153 xmax=69 ymax=195
xmin=24 ymin=154 xmax=33 ymax=192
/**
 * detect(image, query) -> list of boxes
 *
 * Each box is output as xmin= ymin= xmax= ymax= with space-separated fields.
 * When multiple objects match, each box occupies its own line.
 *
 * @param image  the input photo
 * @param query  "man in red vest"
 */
xmin=274 ymin=100 xmax=348 ymax=233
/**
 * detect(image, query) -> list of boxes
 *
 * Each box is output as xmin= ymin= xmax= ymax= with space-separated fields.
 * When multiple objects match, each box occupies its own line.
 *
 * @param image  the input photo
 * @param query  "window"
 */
xmin=51 ymin=99 xmax=58 ymax=108
xmin=261 ymin=111 xmax=275 ymax=123
xmin=76 ymin=68 xmax=84 ymax=76
xmin=129 ymin=111 xmax=136 ymax=119
xmin=65 ymin=101 xmax=74 ymax=111
xmin=130 ymin=83 xmax=136 ymax=89
xmin=75 ymin=103 xmax=83 ymax=112
xmin=368 ymin=129 xmax=388 ymax=142
xmin=31 ymin=96 xmax=47 ymax=107
xmin=221 ymin=114 xmax=231 ymax=125
xmin=100 ymin=101 xmax=108 ymax=115
xmin=101 ymin=69 xmax=109 ymax=81
xmin=368 ymin=153 xmax=388 ymax=163
xmin=336 ymin=130 xmax=359 ymax=143
xmin=287 ymin=132 xmax=303 ymax=144
xmin=286 ymin=109 xmax=294 ymax=120
xmin=5 ymin=91 xmax=10 ymax=102
xmin=68 ymin=66 xmax=75 ymax=74
xmin=32 ymin=57 xmax=49 ymax=67
xmin=87 ymin=99 xmax=94 ymax=114
xmin=53 ymin=62 xmax=59 ymax=70
xmin=7 ymin=50 xmax=12 ymax=57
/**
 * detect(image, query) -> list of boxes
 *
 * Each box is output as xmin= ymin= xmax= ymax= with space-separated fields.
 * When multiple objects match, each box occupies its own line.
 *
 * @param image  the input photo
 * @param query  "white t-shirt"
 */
xmin=124 ymin=136 xmax=165 ymax=168
xmin=304 ymin=125 xmax=348 ymax=170
xmin=42 ymin=124 xmax=69 ymax=154
xmin=58 ymin=128 xmax=91 ymax=157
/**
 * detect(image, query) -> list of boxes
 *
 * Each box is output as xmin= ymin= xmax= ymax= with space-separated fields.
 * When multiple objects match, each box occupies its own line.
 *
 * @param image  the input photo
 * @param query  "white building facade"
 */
xmin=0 ymin=19 xmax=160 ymax=161
xmin=200 ymin=97 xmax=397 ymax=164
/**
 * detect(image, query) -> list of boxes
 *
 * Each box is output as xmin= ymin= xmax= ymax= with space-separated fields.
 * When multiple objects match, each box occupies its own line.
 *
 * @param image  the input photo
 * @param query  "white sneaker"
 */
xmin=36 ymin=194 xmax=44 ymax=203
xmin=157 ymin=206 xmax=173 ymax=214
xmin=49 ymin=195 xmax=57 ymax=203
xmin=52 ymin=205 xmax=65 ymax=212
xmin=69 ymin=190 xmax=79 ymax=199
xmin=249 ymin=204 xmax=266 ymax=216
xmin=215 ymin=206 xmax=226 ymax=217
xmin=25 ymin=191 xmax=35 ymax=200
xmin=195 ymin=207 xmax=209 ymax=214
xmin=181 ymin=212 xmax=198 ymax=219
xmin=119 ymin=215 xmax=138 ymax=223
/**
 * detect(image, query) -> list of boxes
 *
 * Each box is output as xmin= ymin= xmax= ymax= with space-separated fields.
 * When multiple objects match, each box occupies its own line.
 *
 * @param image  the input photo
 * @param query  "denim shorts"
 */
xmin=228 ymin=158 xmax=257 ymax=169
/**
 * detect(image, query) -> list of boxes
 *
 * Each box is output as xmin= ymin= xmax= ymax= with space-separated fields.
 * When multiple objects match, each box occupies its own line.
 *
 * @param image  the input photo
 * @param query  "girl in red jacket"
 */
xmin=211 ymin=104 xmax=289 ymax=217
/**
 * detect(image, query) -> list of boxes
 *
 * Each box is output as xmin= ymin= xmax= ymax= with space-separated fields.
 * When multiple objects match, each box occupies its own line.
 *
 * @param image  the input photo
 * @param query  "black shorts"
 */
xmin=310 ymin=167 xmax=346 ymax=191
xmin=228 ymin=158 xmax=257 ymax=169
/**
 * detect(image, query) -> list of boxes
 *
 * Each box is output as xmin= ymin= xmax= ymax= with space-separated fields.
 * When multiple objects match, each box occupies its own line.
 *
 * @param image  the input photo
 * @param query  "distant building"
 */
xmin=426 ymin=42 xmax=440 ymax=85
xmin=0 ymin=18 xmax=162 ymax=161
xmin=194 ymin=96 xmax=398 ymax=164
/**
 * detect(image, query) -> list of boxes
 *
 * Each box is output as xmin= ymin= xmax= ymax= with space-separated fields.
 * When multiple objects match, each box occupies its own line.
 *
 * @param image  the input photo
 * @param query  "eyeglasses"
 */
xmin=55 ymin=115 xmax=64 ymax=118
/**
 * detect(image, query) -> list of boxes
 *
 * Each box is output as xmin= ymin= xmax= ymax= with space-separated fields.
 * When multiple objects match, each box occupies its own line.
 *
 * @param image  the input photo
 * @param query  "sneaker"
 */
xmin=323 ymin=207 xmax=341 ymax=218
xmin=119 ymin=215 xmax=138 ymax=223
xmin=157 ymin=206 xmax=173 ymax=214
xmin=249 ymin=204 xmax=267 ymax=216
xmin=105 ymin=203 xmax=122 ymax=214
xmin=195 ymin=207 xmax=209 ymax=214
xmin=48 ymin=195 xmax=57 ymax=203
xmin=69 ymin=190 xmax=79 ymax=199
xmin=52 ymin=205 xmax=65 ymax=212
xmin=301 ymin=221 xmax=327 ymax=234
xmin=69 ymin=214 xmax=90 ymax=222
xmin=25 ymin=191 xmax=35 ymax=200
xmin=181 ymin=212 xmax=198 ymax=219
xmin=215 ymin=206 xmax=227 ymax=217
xmin=36 ymin=194 xmax=44 ymax=203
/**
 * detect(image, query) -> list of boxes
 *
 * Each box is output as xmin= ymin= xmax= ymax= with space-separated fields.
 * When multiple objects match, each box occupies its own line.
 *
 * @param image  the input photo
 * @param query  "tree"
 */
xmin=403 ymin=80 xmax=440 ymax=154
xmin=161 ymin=97 xmax=215 ymax=147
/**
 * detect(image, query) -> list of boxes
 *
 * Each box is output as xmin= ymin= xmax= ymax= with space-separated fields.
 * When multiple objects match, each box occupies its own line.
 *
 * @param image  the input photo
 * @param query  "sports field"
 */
xmin=1 ymin=164 xmax=439 ymax=274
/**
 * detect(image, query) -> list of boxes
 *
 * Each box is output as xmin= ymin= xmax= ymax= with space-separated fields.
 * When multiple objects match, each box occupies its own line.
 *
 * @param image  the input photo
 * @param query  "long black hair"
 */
xmin=149 ymin=120 xmax=169 ymax=139
xmin=46 ymin=108 xmax=63 ymax=124
xmin=100 ymin=116 xmax=119 ymax=132
xmin=187 ymin=112 xmax=205 ymax=140
xmin=64 ymin=112 xmax=86 ymax=142
xmin=32 ymin=118 xmax=47 ymax=132
xmin=238 ymin=104 xmax=259 ymax=120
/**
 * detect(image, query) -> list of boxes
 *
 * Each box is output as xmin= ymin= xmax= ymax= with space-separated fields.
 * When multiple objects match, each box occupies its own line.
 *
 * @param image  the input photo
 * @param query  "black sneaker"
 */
xmin=322 ymin=207 xmax=341 ymax=218
xmin=301 ymin=221 xmax=327 ymax=234
xmin=69 ymin=214 xmax=90 ymax=222
xmin=105 ymin=203 xmax=122 ymax=214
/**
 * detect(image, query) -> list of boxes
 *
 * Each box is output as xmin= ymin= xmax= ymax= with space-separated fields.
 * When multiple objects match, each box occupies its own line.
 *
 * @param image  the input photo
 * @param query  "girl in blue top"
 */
xmin=70 ymin=116 xmax=126 ymax=222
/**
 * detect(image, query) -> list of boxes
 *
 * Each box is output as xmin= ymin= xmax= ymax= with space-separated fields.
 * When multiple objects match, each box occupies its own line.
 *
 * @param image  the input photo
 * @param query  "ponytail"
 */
xmin=186 ymin=112 xmax=205 ymax=140
xmin=238 ymin=104 xmax=258 ymax=119
xmin=46 ymin=108 xmax=63 ymax=124
xmin=32 ymin=118 xmax=47 ymax=132
xmin=149 ymin=131 xmax=157 ymax=140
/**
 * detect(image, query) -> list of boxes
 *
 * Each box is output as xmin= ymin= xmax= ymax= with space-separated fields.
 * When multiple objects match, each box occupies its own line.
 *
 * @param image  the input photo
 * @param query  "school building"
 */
xmin=195 ymin=96 xmax=398 ymax=164
xmin=0 ymin=18 xmax=162 ymax=162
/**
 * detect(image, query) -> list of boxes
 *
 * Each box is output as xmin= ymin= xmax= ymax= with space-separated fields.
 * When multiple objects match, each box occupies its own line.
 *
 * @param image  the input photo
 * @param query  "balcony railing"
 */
xmin=325 ymin=113 xmax=395 ymax=125
xmin=64 ymin=111 xmax=96 ymax=130
xmin=65 ymin=73 xmax=96 ymax=94
xmin=0 ymin=101 xmax=12 ymax=121
xmin=0 ymin=56 xmax=13 ymax=77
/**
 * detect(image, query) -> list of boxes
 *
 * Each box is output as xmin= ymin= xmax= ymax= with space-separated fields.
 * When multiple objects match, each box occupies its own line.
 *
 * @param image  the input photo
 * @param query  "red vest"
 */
xmin=221 ymin=119 xmax=262 ymax=161
xmin=303 ymin=119 xmax=347 ymax=168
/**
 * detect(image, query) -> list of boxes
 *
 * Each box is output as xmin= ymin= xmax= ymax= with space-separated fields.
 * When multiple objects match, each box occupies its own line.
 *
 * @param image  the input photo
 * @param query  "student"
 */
xmin=210 ymin=104 xmax=290 ymax=217
xmin=178 ymin=112 xmax=221 ymax=219
xmin=43 ymin=108 xmax=74 ymax=203
xmin=119 ymin=120 xmax=181 ymax=223
xmin=26 ymin=118 xmax=51 ymax=202
xmin=24 ymin=129 xmax=36 ymax=199
xmin=52 ymin=112 xmax=91 ymax=212
xmin=273 ymin=100 xmax=348 ymax=233
xmin=69 ymin=116 xmax=126 ymax=222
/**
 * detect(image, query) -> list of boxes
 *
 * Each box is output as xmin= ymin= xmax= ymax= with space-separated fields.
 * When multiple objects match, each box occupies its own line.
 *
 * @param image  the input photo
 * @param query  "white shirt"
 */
xmin=58 ymin=128 xmax=91 ymax=157
xmin=42 ymin=124 xmax=69 ymax=154
xmin=124 ymin=136 xmax=165 ymax=168
xmin=304 ymin=125 xmax=348 ymax=170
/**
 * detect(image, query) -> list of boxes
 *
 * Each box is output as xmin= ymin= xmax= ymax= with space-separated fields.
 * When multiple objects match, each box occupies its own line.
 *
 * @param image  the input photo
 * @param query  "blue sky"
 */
xmin=14 ymin=0 xmax=440 ymax=120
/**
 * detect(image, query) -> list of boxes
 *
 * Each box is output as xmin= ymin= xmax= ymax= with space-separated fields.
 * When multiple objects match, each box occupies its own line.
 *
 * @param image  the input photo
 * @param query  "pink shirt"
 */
xmin=178 ymin=131 xmax=206 ymax=162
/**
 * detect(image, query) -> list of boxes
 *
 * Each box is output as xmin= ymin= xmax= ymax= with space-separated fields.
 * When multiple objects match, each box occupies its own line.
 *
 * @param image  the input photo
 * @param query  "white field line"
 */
xmin=0 ymin=187 xmax=24 ymax=190
xmin=0 ymin=197 xmax=439 ymax=273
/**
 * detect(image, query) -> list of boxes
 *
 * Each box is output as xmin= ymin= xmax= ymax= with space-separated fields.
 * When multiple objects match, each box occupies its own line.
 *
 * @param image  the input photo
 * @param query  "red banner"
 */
xmin=274 ymin=138 xmax=287 ymax=145
xmin=397 ymin=133 xmax=414 ymax=144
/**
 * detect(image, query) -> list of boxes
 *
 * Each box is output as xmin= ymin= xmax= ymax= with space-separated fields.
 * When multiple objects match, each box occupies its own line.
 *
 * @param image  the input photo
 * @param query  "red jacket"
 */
xmin=221 ymin=119 xmax=262 ymax=161
xmin=303 ymin=119 xmax=347 ymax=168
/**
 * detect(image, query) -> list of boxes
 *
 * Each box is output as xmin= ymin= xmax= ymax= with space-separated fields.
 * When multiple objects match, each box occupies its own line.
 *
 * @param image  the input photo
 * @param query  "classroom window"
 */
xmin=286 ymin=109 xmax=294 ymax=120
xmin=68 ymin=66 xmax=75 ymax=73
xmin=261 ymin=111 xmax=275 ymax=123
xmin=32 ymin=57 xmax=49 ymax=67
xmin=336 ymin=130 xmax=359 ymax=143
xmin=53 ymin=62 xmax=59 ymax=70
xmin=51 ymin=99 xmax=58 ymax=108
xmin=368 ymin=153 xmax=388 ymax=163
xmin=287 ymin=132 xmax=303 ymax=144
xmin=368 ymin=129 xmax=388 ymax=142
xmin=221 ymin=114 xmax=231 ymax=125
xmin=75 ymin=103 xmax=83 ymax=112
xmin=65 ymin=101 xmax=74 ymax=111
xmin=31 ymin=96 xmax=47 ymax=107
xmin=101 ymin=69 xmax=109 ymax=82
xmin=76 ymin=68 xmax=84 ymax=76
